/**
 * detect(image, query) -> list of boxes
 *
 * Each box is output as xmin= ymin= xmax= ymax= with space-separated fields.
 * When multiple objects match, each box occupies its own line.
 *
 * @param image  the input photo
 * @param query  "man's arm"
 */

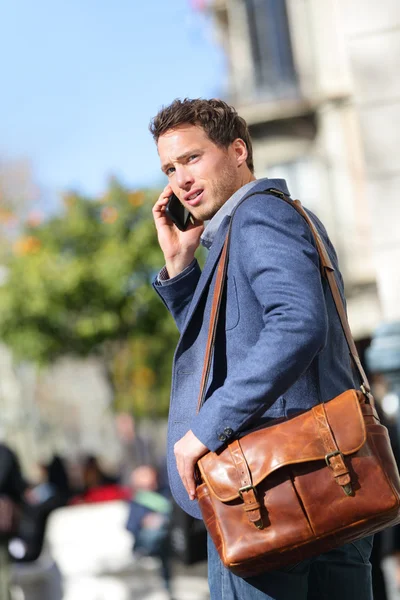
xmin=190 ymin=193 xmax=328 ymax=452
xmin=153 ymin=259 xmax=202 ymax=332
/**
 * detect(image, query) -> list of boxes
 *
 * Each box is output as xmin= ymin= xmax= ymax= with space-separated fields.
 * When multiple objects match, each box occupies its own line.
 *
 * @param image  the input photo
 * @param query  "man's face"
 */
xmin=158 ymin=124 xmax=244 ymax=221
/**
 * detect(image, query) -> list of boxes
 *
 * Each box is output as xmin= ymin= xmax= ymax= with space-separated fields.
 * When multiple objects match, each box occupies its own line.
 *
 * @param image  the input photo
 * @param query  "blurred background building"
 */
xmin=209 ymin=0 xmax=400 ymax=350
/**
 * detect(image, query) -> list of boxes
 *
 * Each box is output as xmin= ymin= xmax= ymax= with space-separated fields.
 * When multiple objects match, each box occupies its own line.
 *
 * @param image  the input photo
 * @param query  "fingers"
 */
xmin=174 ymin=446 xmax=196 ymax=501
xmin=152 ymin=185 xmax=172 ymax=217
xmin=152 ymin=187 xmax=171 ymax=230
xmin=185 ymin=466 xmax=196 ymax=500
xmin=174 ymin=431 xmax=209 ymax=500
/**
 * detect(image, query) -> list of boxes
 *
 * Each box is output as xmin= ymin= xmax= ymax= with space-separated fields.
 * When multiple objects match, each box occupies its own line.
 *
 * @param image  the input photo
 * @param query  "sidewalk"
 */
xmin=383 ymin=556 xmax=400 ymax=600
xmin=12 ymin=501 xmax=210 ymax=600
xmin=63 ymin=560 xmax=210 ymax=600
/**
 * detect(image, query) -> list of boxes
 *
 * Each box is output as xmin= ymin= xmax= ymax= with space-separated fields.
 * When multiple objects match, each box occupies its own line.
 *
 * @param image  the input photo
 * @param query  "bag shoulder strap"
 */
xmin=196 ymin=189 xmax=373 ymax=414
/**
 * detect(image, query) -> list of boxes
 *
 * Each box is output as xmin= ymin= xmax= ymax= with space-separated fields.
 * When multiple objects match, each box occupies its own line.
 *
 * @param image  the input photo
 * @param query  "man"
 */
xmin=150 ymin=98 xmax=373 ymax=599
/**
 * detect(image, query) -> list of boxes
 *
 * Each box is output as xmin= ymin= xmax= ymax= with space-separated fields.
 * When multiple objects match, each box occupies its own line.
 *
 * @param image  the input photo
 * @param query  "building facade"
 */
xmin=209 ymin=0 xmax=400 ymax=346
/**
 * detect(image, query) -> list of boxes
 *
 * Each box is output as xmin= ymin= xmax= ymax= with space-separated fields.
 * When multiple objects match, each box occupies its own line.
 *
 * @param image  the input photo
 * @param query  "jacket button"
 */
xmin=224 ymin=427 xmax=233 ymax=437
xmin=218 ymin=433 xmax=227 ymax=442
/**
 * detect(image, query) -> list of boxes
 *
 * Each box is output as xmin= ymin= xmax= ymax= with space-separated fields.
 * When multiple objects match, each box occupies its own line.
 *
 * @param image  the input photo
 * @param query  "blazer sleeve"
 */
xmin=190 ymin=193 xmax=329 ymax=452
xmin=153 ymin=259 xmax=202 ymax=333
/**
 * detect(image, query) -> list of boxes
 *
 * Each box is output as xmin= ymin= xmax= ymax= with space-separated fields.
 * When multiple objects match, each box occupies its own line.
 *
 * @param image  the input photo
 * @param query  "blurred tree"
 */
xmin=0 ymin=178 xmax=178 ymax=418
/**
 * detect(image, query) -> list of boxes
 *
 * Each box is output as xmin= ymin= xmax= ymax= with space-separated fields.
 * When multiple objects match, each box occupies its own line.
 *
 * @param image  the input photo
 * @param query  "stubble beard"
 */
xmin=191 ymin=162 xmax=240 ymax=222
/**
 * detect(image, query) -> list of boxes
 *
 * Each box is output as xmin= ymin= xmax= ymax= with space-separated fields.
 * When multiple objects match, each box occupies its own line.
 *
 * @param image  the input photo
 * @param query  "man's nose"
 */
xmin=175 ymin=166 xmax=194 ymax=190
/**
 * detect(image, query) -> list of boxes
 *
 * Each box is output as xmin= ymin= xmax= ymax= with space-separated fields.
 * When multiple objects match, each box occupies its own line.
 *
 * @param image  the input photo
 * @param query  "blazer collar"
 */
xmin=201 ymin=177 xmax=290 ymax=250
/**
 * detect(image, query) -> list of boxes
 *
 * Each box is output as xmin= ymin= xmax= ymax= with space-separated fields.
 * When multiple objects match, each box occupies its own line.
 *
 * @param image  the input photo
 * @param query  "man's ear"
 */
xmin=232 ymin=138 xmax=248 ymax=168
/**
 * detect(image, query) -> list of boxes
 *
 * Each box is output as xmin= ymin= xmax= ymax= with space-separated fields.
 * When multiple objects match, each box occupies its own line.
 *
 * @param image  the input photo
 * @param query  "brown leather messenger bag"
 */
xmin=195 ymin=190 xmax=400 ymax=577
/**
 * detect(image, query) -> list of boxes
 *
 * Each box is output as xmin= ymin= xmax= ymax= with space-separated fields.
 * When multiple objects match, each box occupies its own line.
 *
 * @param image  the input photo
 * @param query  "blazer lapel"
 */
xmin=179 ymin=215 xmax=231 ymax=340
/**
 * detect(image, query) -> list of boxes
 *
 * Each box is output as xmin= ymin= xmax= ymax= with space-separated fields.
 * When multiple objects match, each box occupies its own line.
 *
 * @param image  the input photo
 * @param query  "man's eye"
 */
xmin=188 ymin=155 xmax=198 ymax=161
xmin=166 ymin=167 xmax=175 ymax=176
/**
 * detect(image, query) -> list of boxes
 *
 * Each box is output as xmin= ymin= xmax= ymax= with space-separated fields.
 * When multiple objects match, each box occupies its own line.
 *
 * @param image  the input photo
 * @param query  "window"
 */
xmin=244 ymin=0 xmax=297 ymax=98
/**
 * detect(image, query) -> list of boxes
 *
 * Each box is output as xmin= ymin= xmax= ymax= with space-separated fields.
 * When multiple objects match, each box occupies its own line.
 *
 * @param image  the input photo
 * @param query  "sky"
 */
xmin=0 ymin=0 xmax=226 ymax=206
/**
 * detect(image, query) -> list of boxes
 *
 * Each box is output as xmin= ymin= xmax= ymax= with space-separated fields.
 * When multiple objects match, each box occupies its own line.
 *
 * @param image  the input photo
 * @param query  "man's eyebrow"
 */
xmin=161 ymin=149 xmax=203 ymax=173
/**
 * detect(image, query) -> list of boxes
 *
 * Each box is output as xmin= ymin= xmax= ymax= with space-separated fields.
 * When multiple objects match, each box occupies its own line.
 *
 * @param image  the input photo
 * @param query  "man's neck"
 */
xmin=237 ymin=172 xmax=256 ymax=191
xmin=201 ymin=177 xmax=260 ymax=249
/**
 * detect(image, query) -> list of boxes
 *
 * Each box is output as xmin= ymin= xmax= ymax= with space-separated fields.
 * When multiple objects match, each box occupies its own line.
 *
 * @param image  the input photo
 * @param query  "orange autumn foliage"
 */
xmin=13 ymin=236 xmax=42 ymax=255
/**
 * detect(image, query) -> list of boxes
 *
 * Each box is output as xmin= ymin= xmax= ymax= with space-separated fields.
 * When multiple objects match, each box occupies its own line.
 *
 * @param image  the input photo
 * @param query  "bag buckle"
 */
xmin=325 ymin=450 xmax=344 ymax=467
xmin=238 ymin=484 xmax=257 ymax=500
xmin=360 ymin=383 xmax=374 ymax=404
xmin=238 ymin=485 xmax=264 ymax=529
xmin=325 ymin=451 xmax=353 ymax=496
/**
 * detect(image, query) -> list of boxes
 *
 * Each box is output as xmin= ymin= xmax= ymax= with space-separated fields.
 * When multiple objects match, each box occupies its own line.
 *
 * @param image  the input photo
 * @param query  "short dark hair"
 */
xmin=149 ymin=98 xmax=254 ymax=173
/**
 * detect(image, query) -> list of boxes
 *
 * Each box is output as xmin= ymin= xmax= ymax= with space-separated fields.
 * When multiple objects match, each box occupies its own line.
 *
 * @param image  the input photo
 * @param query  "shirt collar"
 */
xmin=200 ymin=177 xmax=290 ymax=249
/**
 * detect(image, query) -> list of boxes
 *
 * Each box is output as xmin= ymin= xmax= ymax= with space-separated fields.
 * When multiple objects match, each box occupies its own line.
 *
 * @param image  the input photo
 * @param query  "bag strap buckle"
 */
xmin=325 ymin=451 xmax=353 ymax=496
xmin=325 ymin=450 xmax=344 ymax=467
xmin=238 ymin=484 xmax=257 ymax=500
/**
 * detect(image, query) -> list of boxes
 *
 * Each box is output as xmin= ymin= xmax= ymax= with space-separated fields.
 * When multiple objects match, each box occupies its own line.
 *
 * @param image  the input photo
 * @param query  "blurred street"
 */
xmin=12 ymin=558 xmax=210 ymax=600
xmin=12 ymin=556 xmax=400 ymax=600
xmin=384 ymin=558 xmax=400 ymax=600
xmin=10 ymin=525 xmax=400 ymax=600
xmin=7 ymin=500 xmax=400 ymax=599
xmin=61 ymin=561 xmax=210 ymax=600
xmin=11 ymin=501 xmax=210 ymax=600
xmin=11 ymin=553 xmax=400 ymax=600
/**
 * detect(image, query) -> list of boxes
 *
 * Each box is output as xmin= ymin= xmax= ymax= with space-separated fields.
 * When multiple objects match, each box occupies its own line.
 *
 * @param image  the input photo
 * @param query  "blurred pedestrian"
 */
xmin=0 ymin=443 xmax=27 ymax=599
xmin=115 ymin=413 xmax=156 ymax=485
xmin=69 ymin=455 xmax=129 ymax=504
xmin=126 ymin=465 xmax=173 ymax=598
xmin=46 ymin=455 xmax=71 ymax=505
xmin=30 ymin=455 xmax=70 ymax=508
xmin=369 ymin=375 xmax=400 ymax=597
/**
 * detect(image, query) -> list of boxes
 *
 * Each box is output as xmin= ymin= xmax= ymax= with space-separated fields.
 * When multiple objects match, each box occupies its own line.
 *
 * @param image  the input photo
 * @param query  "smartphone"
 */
xmin=165 ymin=193 xmax=194 ymax=231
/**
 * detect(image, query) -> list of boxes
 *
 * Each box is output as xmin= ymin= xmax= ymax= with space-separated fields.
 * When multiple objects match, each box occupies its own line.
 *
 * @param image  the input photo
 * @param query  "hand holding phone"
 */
xmin=152 ymin=187 xmax=203 ymax=279
xmin=165 ymin=194 xmax=194 ymax=231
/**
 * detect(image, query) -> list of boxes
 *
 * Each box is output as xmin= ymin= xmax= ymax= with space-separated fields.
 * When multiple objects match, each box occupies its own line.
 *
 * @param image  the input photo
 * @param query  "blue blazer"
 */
xmin=154 ymin=179 xmax=357 ymax=519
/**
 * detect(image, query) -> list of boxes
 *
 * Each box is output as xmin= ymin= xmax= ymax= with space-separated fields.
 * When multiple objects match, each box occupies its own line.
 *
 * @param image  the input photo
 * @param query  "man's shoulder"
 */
xmin=240 ymin=177 xmax=290 ymax=200
xmin=233 ymin=185 xmax=309 ymax=230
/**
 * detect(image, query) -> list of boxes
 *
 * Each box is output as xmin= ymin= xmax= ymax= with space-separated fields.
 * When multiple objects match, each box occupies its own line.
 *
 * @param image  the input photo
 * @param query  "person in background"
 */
xmin=126 ymin=464 xmax=173 ymax=598
xmin=30 ymin=455 xmax=71 ymax=508
xmin=115 ymin=413 xmax=156 ymax=486
xmin=69 ymin=455 xmax=130 ymax=504
xmin=46 ymin=456 xmax=71 ymax=505
xmin=369 ymin=374 xmax=400 ymax=598
xmin=0 ymin=443 xmax=27 ymax=599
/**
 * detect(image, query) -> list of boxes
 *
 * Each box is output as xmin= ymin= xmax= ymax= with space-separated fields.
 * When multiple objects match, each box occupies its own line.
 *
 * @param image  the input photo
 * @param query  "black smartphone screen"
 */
xmin=165 ymin=194 xmax=193 ymax=231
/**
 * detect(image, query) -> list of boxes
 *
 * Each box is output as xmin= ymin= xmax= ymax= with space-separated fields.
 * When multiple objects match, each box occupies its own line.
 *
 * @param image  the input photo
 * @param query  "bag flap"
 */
xmin=197 ymin=390 xmax=366 ymax=502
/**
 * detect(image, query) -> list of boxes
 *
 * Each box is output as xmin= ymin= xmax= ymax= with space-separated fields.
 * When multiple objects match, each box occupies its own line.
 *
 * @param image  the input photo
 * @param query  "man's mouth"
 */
xmin=185 ymin=190 xmax=204 ymax=206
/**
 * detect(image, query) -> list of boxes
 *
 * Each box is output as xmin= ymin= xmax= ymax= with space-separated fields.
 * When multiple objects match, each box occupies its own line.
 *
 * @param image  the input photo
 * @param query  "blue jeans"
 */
xmin=207 ymin=535 xmax=373 ymax=600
